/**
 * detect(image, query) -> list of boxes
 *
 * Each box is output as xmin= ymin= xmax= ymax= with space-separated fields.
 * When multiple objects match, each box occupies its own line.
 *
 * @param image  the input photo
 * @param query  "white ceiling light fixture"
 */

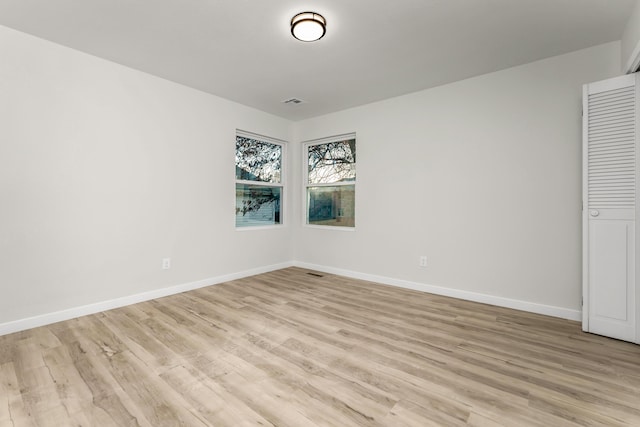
xmin=291 ymin=12 xmax=326 ymax=42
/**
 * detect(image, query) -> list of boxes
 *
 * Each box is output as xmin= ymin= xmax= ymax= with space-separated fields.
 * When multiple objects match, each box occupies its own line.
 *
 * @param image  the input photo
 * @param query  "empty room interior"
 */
xmin=2 ymin=1 xmax=640 ymax=426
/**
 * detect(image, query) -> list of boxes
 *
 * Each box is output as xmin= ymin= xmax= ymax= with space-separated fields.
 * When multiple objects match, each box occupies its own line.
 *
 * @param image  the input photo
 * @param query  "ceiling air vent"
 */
xmin=282 ymin=98 xmax=305 ymax=105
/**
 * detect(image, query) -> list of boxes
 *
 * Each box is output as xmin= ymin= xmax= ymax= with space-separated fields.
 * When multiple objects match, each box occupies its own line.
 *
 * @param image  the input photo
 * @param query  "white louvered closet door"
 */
xmin=583 ymin=73 xmax=639 ymax=344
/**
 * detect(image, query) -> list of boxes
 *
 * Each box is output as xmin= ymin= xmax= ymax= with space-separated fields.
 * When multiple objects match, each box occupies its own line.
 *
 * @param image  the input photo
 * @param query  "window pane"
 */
xmin=236 ymin=184 xmax=281 ymax=227
xmin=236 ymin=136 xmax=282 ymax=183
xmin=307 ymin=185 xmax=355 ymax=227
xmin=308 ymin=139 xmax=356 ymax=184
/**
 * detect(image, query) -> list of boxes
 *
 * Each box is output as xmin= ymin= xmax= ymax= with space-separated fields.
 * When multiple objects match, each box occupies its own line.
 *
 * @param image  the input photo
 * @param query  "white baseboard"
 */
xmin=0 ymin=261 xmax=294 ymax=336
xmin=292 ymin=261 xmax=582 ymax=321
xmin=0 ymin=259 xmax=581 ymax=336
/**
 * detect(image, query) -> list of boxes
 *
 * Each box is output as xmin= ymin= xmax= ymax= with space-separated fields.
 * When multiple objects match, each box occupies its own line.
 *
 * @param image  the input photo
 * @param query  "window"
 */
xmin=235 ymin=131 xmax=285 ymax=228
xmin=304 ymin=134 xmax=356 ymax=228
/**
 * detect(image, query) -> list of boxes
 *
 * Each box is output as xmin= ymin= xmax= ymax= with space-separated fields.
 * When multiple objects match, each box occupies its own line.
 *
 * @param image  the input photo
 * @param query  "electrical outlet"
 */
xmin=419 ymin=256 xmax=427 ymax=268
xmin=162 ymin=258 xmax=171 ymax=269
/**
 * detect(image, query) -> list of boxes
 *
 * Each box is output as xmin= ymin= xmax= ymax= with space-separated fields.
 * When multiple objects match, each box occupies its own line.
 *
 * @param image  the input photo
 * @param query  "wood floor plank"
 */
xmin=0 ymin=362 xmax=36 ymax=427
xmin=1 ymin=267 xmax=640 ymax=426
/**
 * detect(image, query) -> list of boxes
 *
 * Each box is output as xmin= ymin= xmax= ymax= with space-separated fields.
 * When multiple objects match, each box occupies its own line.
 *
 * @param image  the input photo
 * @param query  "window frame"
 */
xmin=302 ymin=133 xmax=356 ymax=230
xmin=235 ymin=130 xmax=287 ymax=230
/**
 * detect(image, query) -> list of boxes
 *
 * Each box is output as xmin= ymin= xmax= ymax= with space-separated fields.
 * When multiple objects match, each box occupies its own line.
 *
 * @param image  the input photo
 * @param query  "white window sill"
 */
xmin=303 ymin=224 xmax=356 ymax=232
xmin=235 ymin=224 xmax=287 ymax=232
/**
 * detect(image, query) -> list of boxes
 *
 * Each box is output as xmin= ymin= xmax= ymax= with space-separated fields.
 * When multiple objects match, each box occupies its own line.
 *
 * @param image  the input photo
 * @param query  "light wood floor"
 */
xmin=1 ymin=267 xmax=640 ymax=426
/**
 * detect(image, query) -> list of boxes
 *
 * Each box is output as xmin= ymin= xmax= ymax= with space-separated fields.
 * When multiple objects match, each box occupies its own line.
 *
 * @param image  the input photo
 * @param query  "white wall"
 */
xmin=292 ymin=42 xmax=622 ymax=315
xmin=0 ymin=25 xmax=293 ymax=326
xmin=622 ymin=0 xmax=640 ymax=72
xmin=0 ymin=23 xmax=626 ymax=329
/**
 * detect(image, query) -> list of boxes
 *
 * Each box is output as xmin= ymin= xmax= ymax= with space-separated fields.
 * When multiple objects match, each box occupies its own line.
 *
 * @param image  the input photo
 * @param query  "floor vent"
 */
xmin=306 ymin=272 xmax=324 ymax=277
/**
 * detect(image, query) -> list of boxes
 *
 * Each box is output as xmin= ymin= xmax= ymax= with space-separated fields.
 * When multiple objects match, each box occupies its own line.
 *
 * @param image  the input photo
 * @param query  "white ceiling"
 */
xmin=0 ymin=0 xmax=635 ymax=120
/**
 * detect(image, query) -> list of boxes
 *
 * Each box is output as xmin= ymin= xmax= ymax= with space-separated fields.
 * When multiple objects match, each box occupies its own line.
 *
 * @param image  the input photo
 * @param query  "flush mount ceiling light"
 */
xmin=291 ymin=12 xmax=326 ymax=42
